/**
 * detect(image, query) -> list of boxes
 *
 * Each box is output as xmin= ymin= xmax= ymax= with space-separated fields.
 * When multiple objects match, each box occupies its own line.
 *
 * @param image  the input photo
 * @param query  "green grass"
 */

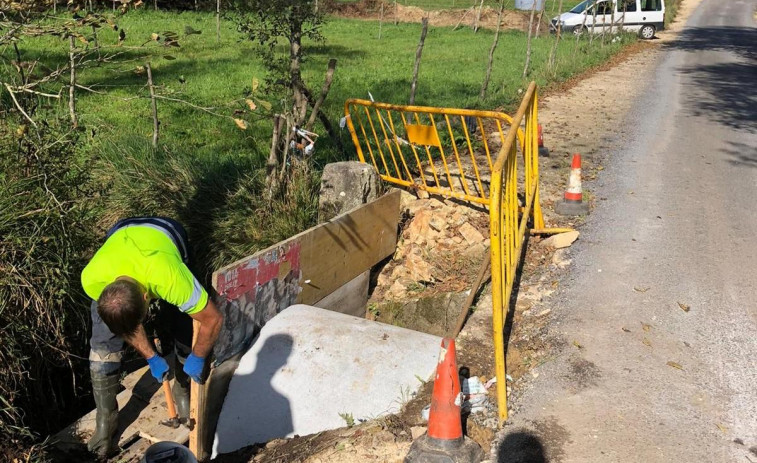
xmin=334 ymin=0 xmax=584 ymax=13
xmin=2 ymin=9 xmax=634 ymax=275
xmin=4 ymin=9 xmax=632 ymax=166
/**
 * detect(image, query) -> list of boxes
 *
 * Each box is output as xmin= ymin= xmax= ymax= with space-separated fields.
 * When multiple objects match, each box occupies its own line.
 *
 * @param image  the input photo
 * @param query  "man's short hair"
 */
xmin=97 ymin=280 xmax=147 ymax=338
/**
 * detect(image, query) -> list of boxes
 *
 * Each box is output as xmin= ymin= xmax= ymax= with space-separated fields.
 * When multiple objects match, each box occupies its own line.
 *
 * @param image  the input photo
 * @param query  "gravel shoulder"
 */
xmin=492 ymin=0 xmax=757 ymax=462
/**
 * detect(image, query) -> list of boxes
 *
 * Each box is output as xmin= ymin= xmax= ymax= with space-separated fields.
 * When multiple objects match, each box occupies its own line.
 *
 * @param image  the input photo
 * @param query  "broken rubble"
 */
xmin=405 ymin=252 xmax=434 ymax=282
xmin=540 ymin=230 xmax=579 ymax=249
xmin=410 ymin=426 xmax=427 ymax=440
xmin=458 ymin=222 xmax=485 ymax=245
xmin=406 ymin=209 xmax=432 ymax=244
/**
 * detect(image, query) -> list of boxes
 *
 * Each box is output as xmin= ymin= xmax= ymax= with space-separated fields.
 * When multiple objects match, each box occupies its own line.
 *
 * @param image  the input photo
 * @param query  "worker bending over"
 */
xmin=81 ymin=217 xmax=223 ymax=457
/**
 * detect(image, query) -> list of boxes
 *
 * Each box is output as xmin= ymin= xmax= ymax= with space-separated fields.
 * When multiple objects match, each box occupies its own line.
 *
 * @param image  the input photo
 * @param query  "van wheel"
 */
xmin=639 ymin=25 xmax=656 ymax=39
xmin=572 ymin=25 xmax=585 ymax=36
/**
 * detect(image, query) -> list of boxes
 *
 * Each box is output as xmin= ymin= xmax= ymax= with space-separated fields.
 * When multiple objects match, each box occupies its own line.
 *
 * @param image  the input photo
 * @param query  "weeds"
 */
xmin=0 ymin=115 xmax=98 ymax=461
xmin=93 ymin=140 xmax=321 ymax=282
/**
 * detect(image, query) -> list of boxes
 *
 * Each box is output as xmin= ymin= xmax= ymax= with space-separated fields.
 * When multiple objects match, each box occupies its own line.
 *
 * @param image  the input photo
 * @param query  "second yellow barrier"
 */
xmin=344 ymin=100 xmax=523 ymax=206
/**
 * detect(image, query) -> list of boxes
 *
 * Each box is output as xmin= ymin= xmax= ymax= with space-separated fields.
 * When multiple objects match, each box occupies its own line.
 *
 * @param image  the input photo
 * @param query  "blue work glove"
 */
xmin=147 ymin=354 xmax=169 ymax=382
xmin=183 ymin=353 xmax=205 ymax=384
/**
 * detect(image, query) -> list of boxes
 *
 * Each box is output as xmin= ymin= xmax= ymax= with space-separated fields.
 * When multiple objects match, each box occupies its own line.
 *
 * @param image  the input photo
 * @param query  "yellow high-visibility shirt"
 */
xmin=81 ymin=226 xmax=208 ymax=314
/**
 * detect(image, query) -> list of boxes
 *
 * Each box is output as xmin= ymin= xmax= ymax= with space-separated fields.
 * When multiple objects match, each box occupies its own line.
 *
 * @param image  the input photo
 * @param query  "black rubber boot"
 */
xmin=173 ymin=358 xmax=191 ymax=421
xmin=87 ymin=372 xmax=120 ymax=458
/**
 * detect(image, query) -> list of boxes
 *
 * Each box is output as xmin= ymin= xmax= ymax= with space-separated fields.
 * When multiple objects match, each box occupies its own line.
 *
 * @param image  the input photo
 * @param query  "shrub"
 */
xmin=0 ymin=116 xmax=99 ymax=460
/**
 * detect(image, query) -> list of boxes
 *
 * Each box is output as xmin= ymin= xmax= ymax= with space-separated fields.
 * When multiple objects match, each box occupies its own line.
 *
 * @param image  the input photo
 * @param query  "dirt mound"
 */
xmin=325 ymin=0 xmax=530 ymax=31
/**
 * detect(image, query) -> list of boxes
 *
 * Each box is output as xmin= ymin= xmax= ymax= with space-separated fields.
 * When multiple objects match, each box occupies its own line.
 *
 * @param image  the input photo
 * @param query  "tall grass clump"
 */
xmin=93 ymin=139 xmax=321 ymax=282
xmin=0 ymin=116 xmax=100 ymax=461
xmin=665 ymin=0 xmax=682 ymax=28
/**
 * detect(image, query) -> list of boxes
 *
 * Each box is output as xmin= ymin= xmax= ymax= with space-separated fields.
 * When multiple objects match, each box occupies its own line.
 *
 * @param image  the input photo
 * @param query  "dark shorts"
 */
xmin=89 ymin=217 xmax=193 ymax=376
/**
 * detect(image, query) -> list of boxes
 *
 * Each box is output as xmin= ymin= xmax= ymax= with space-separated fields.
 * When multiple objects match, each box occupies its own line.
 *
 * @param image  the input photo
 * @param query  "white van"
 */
xmin=550 ymin=0 xmax=665 ymax=39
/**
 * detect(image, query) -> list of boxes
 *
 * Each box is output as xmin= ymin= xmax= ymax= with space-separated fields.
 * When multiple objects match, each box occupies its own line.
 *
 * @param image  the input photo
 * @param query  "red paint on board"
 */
xmin=215 ymin=242 xmax=302 ymax=301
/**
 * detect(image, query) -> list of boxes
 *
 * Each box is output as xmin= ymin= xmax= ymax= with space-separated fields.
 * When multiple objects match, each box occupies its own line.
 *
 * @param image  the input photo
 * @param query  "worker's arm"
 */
xmin=188 ymin=298 xmax=223 ymax=358
xmin=125 ymin=324 xmax=156 ymax=359
xmin=125 ymin=324 xmax=170 ymax=382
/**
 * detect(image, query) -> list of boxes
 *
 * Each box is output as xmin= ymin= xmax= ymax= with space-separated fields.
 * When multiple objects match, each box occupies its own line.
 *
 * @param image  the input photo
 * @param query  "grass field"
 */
xmin=6 ymin=10 xmax=631 ymax=165
xmin=335 ymin=0 xmax=585 ymax=13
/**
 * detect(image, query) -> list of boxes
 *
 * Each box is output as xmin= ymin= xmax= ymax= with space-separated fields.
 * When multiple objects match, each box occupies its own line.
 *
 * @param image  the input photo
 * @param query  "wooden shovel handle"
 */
xmin=162 ymin=380 xmax=178 ymax=419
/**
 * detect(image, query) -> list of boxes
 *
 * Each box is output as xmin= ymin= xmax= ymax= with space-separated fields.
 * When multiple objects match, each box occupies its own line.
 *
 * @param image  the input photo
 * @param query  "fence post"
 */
xmin=146 ymin=63 xmax=159 ymax=148
xmin=68 ymin=36 xmax=77 ymax=129
xmin=409 ymin=17 xmax=428 ymax=105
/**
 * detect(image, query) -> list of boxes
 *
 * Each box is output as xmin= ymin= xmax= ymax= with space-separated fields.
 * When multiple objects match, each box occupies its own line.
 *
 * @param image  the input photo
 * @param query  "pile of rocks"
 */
xmin=373 ymin=191 xmax=490 ymax=302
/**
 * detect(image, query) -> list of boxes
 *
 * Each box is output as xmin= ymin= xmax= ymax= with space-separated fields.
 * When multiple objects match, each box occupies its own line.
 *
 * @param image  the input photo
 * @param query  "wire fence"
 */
xmin=333 ymin=0 xmax=583 ymax=14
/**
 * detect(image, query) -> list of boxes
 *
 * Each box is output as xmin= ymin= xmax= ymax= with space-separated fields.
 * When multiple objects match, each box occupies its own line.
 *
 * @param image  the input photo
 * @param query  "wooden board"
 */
xmin=54 ymin=367 xmax=190 ymax=457
xmin=214 ymin=189 xmax=399 ymax=304
xmin=210 ymin=190 xmax=400 ymax=364
xmin=189 ymin=319 xmax=205 ymax=459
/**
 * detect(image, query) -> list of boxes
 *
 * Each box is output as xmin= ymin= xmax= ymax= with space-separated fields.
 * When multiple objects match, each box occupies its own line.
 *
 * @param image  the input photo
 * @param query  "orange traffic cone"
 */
xmin=556 ymin=153 xmax=589 ymax=216
xmin=538 ymin=124 xmax=550 ymax=157
xmin=404 ymin=339 xmax=484 ymax=463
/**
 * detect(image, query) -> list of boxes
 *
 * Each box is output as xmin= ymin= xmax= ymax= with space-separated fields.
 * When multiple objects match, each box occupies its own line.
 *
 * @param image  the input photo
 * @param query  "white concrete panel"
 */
xmin=212 ymin=304 xmax=442 ymax=457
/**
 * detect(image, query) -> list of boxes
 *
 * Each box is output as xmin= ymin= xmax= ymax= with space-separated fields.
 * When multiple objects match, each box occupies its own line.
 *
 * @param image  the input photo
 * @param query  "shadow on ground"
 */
xmin=664 ymin=27 xmax=757 ymax=133
xmin=497 ymin=430 xmax=547 ymax=463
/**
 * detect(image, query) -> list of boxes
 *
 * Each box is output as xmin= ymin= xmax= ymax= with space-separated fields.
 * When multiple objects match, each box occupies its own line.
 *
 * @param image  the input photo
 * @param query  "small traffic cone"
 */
xmin=556 ymin=153 xmax=590 ymax=216
xmin=538 ymin=124 xmax=550 ymax=157
xmin=404 ymin=338 xmax=484 ymax=463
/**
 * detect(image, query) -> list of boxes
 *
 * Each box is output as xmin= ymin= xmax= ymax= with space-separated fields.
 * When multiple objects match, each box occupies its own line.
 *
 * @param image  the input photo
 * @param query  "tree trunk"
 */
xmin=146 ymin=63 xmax=159 ymax=148
xmin=289 ymin=27 xmax=307 ymax=126
xmin=409 ymin=17 xmax=428 ymax=105
xmin=548 ymin=0 xmax=564 ymax=70
xmin=68 ymin=36 xmax=77 ymax=129
xmin=480 ymin=0 xmax=504 ymax=99
xmin=265 ymin=114 xmax=284 ymax=201
xmin=522 ymin=0 xmax=537 ymax=78
xmin=301 ymin=85 xmax=345 ymax=156
xmin=306 ymin=58 xmax=337 ymax=131
xmin=394 ymin=0 xmax=398 ymax=25
xmin=279 ymin=113 xmax=295 ymax=183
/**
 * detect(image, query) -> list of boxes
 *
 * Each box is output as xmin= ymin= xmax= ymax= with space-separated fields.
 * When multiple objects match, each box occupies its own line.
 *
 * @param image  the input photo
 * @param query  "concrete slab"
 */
xmin=211 ymin=304 xmax=443 ymax=457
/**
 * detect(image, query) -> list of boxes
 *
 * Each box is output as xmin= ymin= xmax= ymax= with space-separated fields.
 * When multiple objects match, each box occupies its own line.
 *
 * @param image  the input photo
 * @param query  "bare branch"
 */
xmin=3 ymin=83 xmax=37 ymax=127
xmin=305 ymin=58 xmax=336 ymax=132
xmin=75 ymin=83 xmax=105 ymax=94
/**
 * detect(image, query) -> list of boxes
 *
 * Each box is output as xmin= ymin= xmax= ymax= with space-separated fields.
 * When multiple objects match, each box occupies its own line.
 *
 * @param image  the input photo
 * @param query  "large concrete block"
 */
xmin=211 ymin=305 xmax=442 ymax=457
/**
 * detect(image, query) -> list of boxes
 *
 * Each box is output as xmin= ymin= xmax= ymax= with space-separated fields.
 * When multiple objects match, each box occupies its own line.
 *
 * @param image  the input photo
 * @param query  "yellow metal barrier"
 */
xmin=344 ymin=100 xmax=523 ymax=205
xmin=489 ymin=82 xmax=569 ymax=424
xmin=346 ymin=85 xmax=569 ymax=426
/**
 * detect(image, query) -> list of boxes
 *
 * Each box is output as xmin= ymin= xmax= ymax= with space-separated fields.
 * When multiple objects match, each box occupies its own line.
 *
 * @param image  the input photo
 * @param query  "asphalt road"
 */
xmin=496 ymin=0 xmax=757 ymax=461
